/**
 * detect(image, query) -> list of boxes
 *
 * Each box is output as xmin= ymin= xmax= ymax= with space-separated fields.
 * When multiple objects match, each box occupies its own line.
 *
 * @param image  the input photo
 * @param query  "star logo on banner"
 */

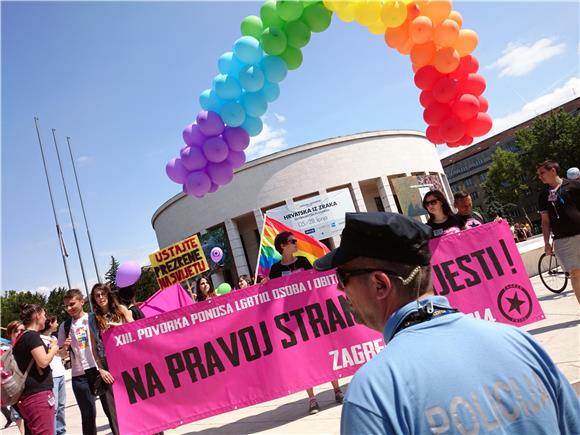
xmin=497 ymin=284 xmax=533 ymax=323
xmin=506 ymin=293 xmax=525 ymax=314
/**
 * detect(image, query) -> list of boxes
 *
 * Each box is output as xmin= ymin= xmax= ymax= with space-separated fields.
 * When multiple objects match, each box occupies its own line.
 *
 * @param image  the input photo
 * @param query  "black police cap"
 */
xmin=314 ymin=212 xmax=432 ymax=271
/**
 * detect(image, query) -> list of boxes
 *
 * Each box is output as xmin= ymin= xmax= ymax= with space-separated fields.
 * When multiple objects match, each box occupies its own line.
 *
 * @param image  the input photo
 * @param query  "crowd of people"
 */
xmin=1 ymin=284 xmax=145 ymax=434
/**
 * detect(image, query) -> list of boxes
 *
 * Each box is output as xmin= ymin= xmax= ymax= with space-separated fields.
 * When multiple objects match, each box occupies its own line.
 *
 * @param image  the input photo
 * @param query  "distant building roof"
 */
xmin=441 ymin=97 xmax=580 ymax=167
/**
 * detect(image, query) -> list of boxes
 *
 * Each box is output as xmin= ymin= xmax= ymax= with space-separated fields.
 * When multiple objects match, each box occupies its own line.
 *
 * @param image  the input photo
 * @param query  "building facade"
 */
xmin=152 ymin=130 xmax=449 ymax=284
xmin=441 ymin=97 xmax=580 ymax=223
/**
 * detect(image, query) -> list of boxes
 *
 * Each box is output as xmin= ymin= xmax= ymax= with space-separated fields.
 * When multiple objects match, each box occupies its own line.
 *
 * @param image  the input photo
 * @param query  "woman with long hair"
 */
xmin=39 ymin=316 xmax=66 ymax=435
xmin=422 ymin=190 xmax=465 ymax=238
xmin=89 ymin=283 xmax=133 ymax=435
xmin=195 ymin=276 xmax=216 ymax=302
xmin=237 ymin=274 xmax=253 ymax=289
xmin=12 ymin=304 xmax=59 ymax=434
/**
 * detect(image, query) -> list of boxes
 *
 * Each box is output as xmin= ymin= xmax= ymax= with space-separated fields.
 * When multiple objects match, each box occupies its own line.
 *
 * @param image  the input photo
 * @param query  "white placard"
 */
xmin=266 ymin=188 xmax=356 ymax=240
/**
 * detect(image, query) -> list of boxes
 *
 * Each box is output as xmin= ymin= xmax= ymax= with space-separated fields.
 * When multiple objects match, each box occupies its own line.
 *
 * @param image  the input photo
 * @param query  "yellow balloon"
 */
xmin=354 ymin=1 xmax=382 ymax=26
xmin=335 ymin=2 xmax=357 ymax=22
xmin=380 ymin=0 xmax=408 ymax=28
xmin=367 ymin=19 xmax=387 ymax=35
xmin=322 ymin=0 xmax=338 ymax=12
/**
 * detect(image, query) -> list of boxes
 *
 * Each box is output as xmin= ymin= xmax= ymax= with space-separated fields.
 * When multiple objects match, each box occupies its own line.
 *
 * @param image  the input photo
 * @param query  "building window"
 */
xmin=374 ymin=197 xmax=385 ymax=212
xmin=464 ymin=178 xmax=473 ymax=187
xmin=471 ymin=191 xmax=479 ymax=200
xmin=479 ymin=172 xmax=487 ymax=182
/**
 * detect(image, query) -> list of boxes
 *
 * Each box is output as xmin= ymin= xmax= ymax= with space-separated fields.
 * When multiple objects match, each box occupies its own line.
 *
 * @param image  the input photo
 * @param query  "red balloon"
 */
xmin=439 ymin=117 xmax=466 ymax=143
xmin=414 ymin=65 xmax=442 ymax=91
xmin=452 ymin=94 xmax=480 ymax=120
xmin=478 ymin=95 xmax=489 ymax=112
xmin=426 ymin=125 xmax=444 ymax=144
xmin=465 ymin=112 xmax=492 ymax=137
xmin=447 ymin=134 xmax=474 ymax=147
xmin=432 ymin=77 xmax=458 ymax=103
xmin=457 ymin=73 xmax=486 ymax=96
xmin=423 ymin=102 xmax=451 ymax=126
xmin=420 ymin=90 xmax=435 ymax=108
xmin=449 ymin=54 xmax=479 ymax=80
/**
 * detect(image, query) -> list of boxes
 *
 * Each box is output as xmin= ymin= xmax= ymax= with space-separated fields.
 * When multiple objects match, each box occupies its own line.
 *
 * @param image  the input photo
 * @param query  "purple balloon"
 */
xmin=208 ymin=182 xmax=219 ymax=193
xmin=182 ymin=123 xmax=206 ymax=147
xmin=227 ymin=150 xmax=246 ymax=169
xmin=197 ymin=111 xmax=225 ymax=137
xmin=181 ymin=146 xmax=208 ymax=171
xmin=185 ymin=171 xmax=211 ymax=197
xmin=166 ymin=158 xmax=189 ymax=184
xmin=116 ymin=261 xmax=141 ymax=288
xmin=203 ymin=137 xmax=229 ymax=163
xmin=207 ymin=161 xmax=234 ymax=186
xmin=223 ymin=127 xmax=250 ymax=152
xmin=210 ymin=247 xmax=224 ymax=263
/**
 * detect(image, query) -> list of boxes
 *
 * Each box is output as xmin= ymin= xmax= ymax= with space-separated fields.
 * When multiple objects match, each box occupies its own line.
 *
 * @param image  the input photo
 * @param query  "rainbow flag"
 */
xmin=255 ymin=215 xmax=330 ymax=280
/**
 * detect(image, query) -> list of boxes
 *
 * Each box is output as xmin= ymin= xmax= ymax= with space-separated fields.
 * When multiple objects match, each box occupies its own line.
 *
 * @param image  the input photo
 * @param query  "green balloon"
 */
xmin=285 ymin=20 xmax=311 ymax=49
xmin=241 ymin=15 xmax=263 ymax=39
xmin=260 ymin=0 xmax=284 ymax=29
xmin=302 ymin=3 xmax=332 ymax=32
xmin=276 ymin=0 xmax=304 ymax=22
xmin=261 ymin=27 xmax=288 ymax=55
xmin=216 ymin=283 xmax=232 ymax=295
xmin=280 ymin=46 xmax=303 ymax=70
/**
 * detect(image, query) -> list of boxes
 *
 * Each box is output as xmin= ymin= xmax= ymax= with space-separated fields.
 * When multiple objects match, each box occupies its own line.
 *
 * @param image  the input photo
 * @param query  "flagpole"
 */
xmin=66 ymin=136 xmax=102 ymax=283
xmin=52 ymin=128 xmax=90 ymax=302
xmin=253 ymin=213 xmax=268 ymax=283
xmin=34 ymin=117 xmax=72 ymax=289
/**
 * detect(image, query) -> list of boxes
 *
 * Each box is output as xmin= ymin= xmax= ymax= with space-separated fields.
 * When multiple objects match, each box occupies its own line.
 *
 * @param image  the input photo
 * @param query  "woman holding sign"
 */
xmin=90 ymin=284 xmax=133 ymax=435
xmin=423 ymin=190 xmax=465 ymax=238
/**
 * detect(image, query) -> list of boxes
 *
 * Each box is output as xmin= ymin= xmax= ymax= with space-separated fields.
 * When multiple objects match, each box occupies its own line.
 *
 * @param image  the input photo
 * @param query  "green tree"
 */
xmin=132 ymin=267 xmax=160 ymax=303
xmin=105 ymin=256 xmax=120 ymax=290
xmin=483 ymin=148 xmax=528 ymax=205
xmin=45 ymin=287 xmax=68 ymax=324
xmin=1 ymin=290 xmax=47 ymax=334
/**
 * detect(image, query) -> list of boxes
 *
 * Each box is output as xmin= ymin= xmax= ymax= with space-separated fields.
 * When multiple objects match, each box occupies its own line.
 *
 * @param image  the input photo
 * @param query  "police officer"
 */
xmin=314 ymin=212 xmax=580 ymax=435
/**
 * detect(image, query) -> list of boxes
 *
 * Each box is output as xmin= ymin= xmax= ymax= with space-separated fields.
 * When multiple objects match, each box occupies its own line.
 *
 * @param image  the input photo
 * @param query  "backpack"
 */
xmin=0 ymin=332 xmax=35 ymax=406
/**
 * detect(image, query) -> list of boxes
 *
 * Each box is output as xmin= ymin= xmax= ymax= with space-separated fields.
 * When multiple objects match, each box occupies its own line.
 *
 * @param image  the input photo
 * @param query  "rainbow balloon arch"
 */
xmin=166 ymin=0 xmax=492 ymax=198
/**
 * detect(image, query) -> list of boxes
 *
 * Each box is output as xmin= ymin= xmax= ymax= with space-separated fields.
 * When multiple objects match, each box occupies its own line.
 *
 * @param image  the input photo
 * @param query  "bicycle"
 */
xmin=538 ymin=253 xmax=569 ymax=293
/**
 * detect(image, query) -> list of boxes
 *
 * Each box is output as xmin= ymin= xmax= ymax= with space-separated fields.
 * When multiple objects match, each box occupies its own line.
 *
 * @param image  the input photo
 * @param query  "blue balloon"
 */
xmin=218 ymin=52 xmax=246 ymax=77
xmin=213 ymin=74 xmax=242 ymax=100
xmin=260 ymin=81 xmax=280 ymax=102
xmin=241 ymin=92 xmax=267 ymax=118
xmin=239 ymin=65 xmax=265 ymax=92
xmin=233 ymin=36 xmax=263 ymax=65
xmin=219 ymin=102 xmax=246 ymax=127
xmin=199 ymin=89 xmax=224 ymax=112
xmin=260 ymin=55 xmax=288 ymax=83
xmin=242 ymin=115 xmax=263 ymax=137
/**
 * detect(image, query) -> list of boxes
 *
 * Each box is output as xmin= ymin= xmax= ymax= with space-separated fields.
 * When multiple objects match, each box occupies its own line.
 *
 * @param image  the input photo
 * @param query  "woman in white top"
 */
xmin=40 ymin=316 xmax=66 ymax=435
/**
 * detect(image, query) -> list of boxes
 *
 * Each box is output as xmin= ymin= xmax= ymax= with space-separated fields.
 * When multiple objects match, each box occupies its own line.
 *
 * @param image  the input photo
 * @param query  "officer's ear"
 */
xmin=372 ymin=272 xmax=393 ymax=300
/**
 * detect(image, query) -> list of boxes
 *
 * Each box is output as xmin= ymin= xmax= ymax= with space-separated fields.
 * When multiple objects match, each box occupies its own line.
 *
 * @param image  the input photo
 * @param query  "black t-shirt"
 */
xmin=538 ymin=179 xmax=580 ymax=239
xmin=129 ymin=305 xmax=145 ymax=321
xmin=458 ymin=211 xmax=485 ymax=229
xmin=427 ymin=215 xmax=465 ymax=238
xmin=269 ymin=256 xmax=313 ymax=279
xmin=13 ymin=331 xmax=53 ymax=397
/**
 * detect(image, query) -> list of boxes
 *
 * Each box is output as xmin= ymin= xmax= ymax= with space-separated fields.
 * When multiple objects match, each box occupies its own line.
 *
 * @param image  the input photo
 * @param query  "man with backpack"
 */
xmin=57 ymin=289 xmax=101 ymax=435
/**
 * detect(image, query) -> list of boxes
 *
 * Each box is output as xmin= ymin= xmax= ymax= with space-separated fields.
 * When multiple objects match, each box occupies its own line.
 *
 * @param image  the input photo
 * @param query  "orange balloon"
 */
xmin=398 ymin=38 xmax=415 ymax=55
xmin=455 ymin=29 xmax=478 ymax=56
xmin=385 ymin=23 xmax=410 ymax=49
xmin=410 ymin=16 xmax=433 ymax=44
xmin=433 ymin=47 xmax=460 ymax=73
xmin=406 ymin=2 xmax=422 ymax=22
xmin=421 ymin=0 xmax=452 ymax=26
xmin=412 ymin=63 xmax=421 ymax=73
xmin=410 ymin=41 xmax=436 ymax=67
xmin=448 ymin=10 xmax=463 ymax=28
xmin=434 ymin=19 xmax=459 ymax=47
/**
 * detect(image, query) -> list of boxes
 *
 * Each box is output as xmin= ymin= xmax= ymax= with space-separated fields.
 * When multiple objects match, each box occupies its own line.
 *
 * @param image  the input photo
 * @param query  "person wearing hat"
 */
xmin=314 ymin=212 xmax=580 ymax=435
xmin=537 ymin=160 xmax=580 ymax=304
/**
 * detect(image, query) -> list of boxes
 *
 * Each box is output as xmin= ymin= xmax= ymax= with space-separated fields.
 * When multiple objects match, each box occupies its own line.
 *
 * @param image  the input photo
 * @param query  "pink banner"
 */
xmin=429 ymin=220 xmax=545 ymax=326
xmin=139 ymin=283 xmax=193 ymax=318
xmin=103 ymin=270 xmax=382 ymax=435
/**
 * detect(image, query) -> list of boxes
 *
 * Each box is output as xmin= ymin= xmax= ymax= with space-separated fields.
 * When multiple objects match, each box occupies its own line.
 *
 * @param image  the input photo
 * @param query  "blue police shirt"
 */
xmin=341 ymin=296 xmax=580 ymax=434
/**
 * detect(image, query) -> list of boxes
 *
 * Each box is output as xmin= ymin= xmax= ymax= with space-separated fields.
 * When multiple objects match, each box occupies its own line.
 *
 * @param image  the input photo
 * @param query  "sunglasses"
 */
xmin=286 ymin=239 xmax=298 ymax=245
xmin=425 ymin=199 xmax=440 ymax=206
xmin=335 ymin=268 xmax=400 ymax=288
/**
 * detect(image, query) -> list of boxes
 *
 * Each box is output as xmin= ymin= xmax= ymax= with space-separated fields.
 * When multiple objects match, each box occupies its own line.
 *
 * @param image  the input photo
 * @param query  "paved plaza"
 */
xmin=2 ymin=275 xmax=578 ymax=435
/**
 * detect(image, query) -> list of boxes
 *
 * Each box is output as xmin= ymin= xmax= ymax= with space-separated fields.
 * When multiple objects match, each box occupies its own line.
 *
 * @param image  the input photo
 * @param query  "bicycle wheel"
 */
xmin=538 ymin=253 xmax=568 ymax=293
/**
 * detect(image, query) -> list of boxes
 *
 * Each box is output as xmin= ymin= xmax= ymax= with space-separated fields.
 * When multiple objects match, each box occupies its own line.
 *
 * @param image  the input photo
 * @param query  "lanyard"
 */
xmin=393 ymin=307 xmax=458 ymax=336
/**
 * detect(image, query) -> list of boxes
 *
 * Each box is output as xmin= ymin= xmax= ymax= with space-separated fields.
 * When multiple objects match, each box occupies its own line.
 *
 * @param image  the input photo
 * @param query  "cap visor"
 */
xmin=313 ymin=247 xmax=353 ymax=271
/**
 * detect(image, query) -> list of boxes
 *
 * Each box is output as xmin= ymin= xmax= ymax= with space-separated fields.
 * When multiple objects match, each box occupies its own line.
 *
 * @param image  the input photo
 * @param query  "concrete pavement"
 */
xmin=2 ymin=275 xmax=578 ymax=435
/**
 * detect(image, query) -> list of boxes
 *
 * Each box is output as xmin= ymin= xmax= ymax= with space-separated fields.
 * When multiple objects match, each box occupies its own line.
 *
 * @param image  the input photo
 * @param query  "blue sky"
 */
xmin=2 ymin=1 xmax=579 ymax=293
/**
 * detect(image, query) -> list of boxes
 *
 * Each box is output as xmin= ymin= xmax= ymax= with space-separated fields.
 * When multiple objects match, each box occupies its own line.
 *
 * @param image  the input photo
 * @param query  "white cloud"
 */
xmin=35 ymin=285 xmax=58 ymax=296
xmin=273 ymin=112 xmax=286 ymax=123
xmin=489 ymin=38 xmax=566 ymax=77
xmin=246 ymin=115 xmax=289 ymax=161
xmin=77 ymin=155 xmax=94 ymax=166
xmin=438 ymin=76 xmax=579 ymax=158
